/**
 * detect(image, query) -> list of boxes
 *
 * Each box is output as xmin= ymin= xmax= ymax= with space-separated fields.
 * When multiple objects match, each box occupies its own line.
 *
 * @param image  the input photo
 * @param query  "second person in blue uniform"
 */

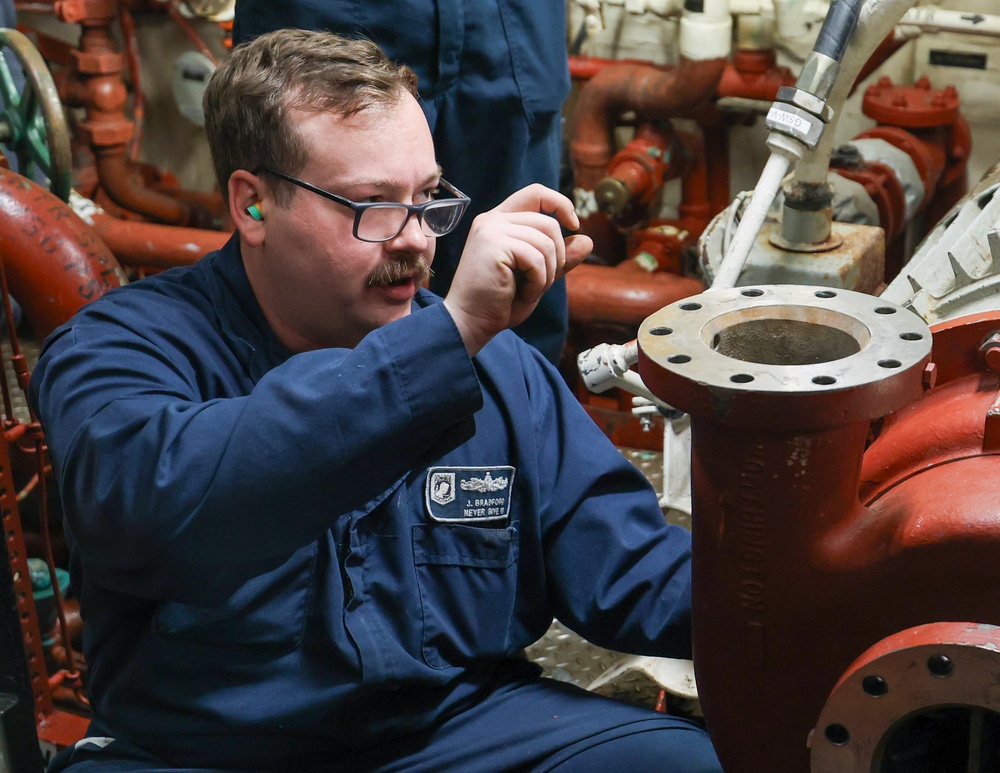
xmin=232 ymin=0 xmax=573 ymax=365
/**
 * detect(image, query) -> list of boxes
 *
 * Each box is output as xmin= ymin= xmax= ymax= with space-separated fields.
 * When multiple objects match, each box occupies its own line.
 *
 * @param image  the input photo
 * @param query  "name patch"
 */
xmin=425 ymin=466 xmax=516 ymax=524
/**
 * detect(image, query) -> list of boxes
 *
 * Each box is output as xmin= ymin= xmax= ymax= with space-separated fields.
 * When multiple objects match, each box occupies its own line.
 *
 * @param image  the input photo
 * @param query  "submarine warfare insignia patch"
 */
xmin=425 ymin=466 xmax=516 ymax=524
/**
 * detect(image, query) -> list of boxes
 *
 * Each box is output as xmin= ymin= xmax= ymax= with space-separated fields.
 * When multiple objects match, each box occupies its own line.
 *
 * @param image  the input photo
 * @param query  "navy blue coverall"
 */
xmin=30 ymin=237 xmax=721 ymax=772
xmin=231 ymin=0 xmax=571 ymax=366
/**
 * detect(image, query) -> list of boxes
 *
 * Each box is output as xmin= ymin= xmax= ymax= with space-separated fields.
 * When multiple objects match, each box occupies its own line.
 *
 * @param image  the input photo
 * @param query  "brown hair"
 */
xmin=204 ymin=28 xmax=419 ymax=205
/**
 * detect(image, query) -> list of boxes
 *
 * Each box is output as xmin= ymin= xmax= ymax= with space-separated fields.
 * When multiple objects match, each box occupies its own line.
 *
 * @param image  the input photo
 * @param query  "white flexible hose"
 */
xmin=711 ymin=153 xmax=791 ymax=289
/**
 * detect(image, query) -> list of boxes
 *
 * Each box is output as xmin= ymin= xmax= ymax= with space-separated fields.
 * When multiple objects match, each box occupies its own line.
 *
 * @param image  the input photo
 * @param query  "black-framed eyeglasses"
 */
xmin=254 ymin=166 xmax=470 ymax=243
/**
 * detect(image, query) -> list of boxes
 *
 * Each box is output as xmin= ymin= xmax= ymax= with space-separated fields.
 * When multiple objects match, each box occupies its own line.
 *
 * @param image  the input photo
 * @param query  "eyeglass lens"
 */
xmin=357 ymin=200 xmax=465 ymax=241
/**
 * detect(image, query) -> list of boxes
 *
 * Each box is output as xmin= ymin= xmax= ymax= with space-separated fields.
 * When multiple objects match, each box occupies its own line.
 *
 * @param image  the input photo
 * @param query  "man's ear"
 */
xmin=229 ymin=170 xmax=267 ymax=246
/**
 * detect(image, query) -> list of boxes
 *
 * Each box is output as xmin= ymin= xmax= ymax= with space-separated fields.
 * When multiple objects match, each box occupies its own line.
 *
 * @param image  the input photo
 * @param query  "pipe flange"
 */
xmin=810 ymin=622 xmax=1000 ymax=772
xmin=638 ymin=285 xmax=932 ymax=429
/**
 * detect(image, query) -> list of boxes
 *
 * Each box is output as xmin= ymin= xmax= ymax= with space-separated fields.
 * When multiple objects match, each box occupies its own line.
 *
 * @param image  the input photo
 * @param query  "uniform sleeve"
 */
xmin=526 ymin=347 xmax=694 ymax=660
xmin=29 ymin=301 xmax=482 ymax=603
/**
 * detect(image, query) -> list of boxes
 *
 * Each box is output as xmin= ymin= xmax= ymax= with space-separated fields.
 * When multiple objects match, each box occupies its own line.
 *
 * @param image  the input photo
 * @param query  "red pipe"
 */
xmin=56 ymin=0 xmax=193 ymax=225
xmin=0 ymin=167 xmax=126 ymax=341
xmin=118 ymin=3 xmax=145 ymax=162
xmin=567 ymin=262 xmax=703 ymax=327
xmin=600 ymin=123 xmax=676 ymax=216
xmin=640 ymin=290 xmax=1000 ymax=770
xmin=675 ymin=129 xmax=712 ymax=232
xmin=89 ymin=212 xmax=229 ymax=269
xmin=716 ymin=49 xmax=795 ymax=102
xmin=637 ymin=285 xmax=937 ymax=772
xmin=569 ymin=55 xmax=656 ymax=82
xmin=570 ymin=57 xmax=728 ymax=192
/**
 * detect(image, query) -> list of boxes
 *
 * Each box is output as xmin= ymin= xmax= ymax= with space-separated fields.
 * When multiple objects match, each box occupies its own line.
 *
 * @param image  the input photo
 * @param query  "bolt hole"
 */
xmin=741 ymin=289 xmax=764 ymax=297
xmin=862 ymin=675 xmax=888 ymax=697
xmin=878 ymin=359 xmax=902 ymax=369
xmin=900 ymin=332 xmax=923 ymax=341
xmin=927 ymin=654 xmax=953 ymax=678
xmin=813 ymin=376 xmax=836 ymax=385
xmin=875 ymin=306 xmax=897 ymax=315
xmin=825 ymin=724 xmax=850 ymax=746
xmin=730 ymin=373 xmax=754 ymax=383
xmin=668 ymin=354 xmax=692 ymax=364
xmin=680 ymin=303 xmax=702 ymax=311
xmin=815 ymin=290 xmax=837 ymax=299
xmin=649 ymin=326 xmax=673 ymax=336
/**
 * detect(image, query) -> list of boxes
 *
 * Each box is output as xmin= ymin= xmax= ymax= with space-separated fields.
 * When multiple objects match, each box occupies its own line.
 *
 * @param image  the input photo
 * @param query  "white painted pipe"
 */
xmin=680 ymin=0 xmax=733 ymax=61
xmin=792 ymin=0 xmax=919 ymax=187
xmin=900 ymin=7 xmax=1000 ymax=38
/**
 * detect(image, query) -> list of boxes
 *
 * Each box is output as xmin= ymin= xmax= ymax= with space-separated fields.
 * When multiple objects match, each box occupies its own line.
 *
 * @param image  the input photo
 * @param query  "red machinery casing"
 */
xmin=638 ymin=285 xmax=1000 ymax=772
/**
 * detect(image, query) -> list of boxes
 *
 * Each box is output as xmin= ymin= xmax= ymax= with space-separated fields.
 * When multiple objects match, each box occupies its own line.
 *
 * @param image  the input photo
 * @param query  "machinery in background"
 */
xmin=564 ymin=0 xmax=993 ymax=449
xmin=578 ymin=0 xmax=1000 ymax=769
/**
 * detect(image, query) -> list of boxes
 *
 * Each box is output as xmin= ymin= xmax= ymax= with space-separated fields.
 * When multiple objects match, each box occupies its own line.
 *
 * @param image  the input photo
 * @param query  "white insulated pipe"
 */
xmin=680 ymin=0 xmax=733 ymax=60
xmin=792 ymin=0 xmax=919 ymax=187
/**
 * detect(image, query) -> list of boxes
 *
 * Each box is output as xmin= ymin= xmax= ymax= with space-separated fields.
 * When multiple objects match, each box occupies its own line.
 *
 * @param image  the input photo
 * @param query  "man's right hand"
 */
xmin=443 ymin=184 xmax=593 ymax=357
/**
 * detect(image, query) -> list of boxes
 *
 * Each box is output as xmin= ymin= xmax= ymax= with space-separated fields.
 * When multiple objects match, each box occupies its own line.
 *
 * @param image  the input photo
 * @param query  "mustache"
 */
xmin=366 ymin=255 xmax=432 ymax=287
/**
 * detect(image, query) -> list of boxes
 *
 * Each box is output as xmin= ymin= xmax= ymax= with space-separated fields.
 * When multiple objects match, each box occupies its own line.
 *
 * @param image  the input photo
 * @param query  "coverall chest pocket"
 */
xmin=412 ymin=523 xmax=519 ymax=670
xmin=153 ymin=542 xmax=318 ymax=652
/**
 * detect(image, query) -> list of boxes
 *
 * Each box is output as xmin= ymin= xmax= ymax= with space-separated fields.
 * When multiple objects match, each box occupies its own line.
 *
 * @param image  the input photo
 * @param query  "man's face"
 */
xmin=252 ymin=93 xmax=441 ymax=351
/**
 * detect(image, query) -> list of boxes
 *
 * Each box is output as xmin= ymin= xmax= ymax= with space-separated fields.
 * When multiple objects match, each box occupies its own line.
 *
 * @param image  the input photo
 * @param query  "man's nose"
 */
xmin=388 ymin=211 xmax=431 ymax=251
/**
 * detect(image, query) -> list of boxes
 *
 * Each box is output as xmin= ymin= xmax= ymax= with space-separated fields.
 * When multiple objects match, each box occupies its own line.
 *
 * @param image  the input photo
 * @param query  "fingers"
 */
xmin=443 ymin=185 xmax=591 ymax=357
xmin=495 ymin=183 xmax=581 ymax=233
xmin=493 ymin=212 xmax=564 ymax=290
xmin=564 ymin=233 xmax=594 ymax=275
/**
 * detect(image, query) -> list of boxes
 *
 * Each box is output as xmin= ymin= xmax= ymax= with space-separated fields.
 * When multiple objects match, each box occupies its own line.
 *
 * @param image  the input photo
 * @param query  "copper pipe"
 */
xmin=0 ymin=167 xmax=126 ymax=341
xmin=570 ymin=57 xmax=728 ymax=191
xmin=567 ymin=262 xmax=703 ymax=327
xmin=89 ymin=210 xmax=229 ymax=269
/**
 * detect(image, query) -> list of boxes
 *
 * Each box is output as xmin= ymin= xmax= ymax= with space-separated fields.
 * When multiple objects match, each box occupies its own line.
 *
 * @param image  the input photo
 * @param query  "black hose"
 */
xmin=812 ymin=0 xmax=865 ymax=63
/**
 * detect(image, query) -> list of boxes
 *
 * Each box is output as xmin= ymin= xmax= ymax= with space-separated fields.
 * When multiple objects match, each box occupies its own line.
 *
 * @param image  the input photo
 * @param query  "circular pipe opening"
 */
xmin=707 ymin=313 xmax=866 ymax=366
xmin=876 ymin=706 xmax=1000 ymax=772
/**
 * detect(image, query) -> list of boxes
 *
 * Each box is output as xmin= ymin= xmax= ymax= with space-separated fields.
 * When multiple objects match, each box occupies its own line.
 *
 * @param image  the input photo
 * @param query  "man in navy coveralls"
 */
xmin=31 ymin=29 xmax=722 ymax=773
